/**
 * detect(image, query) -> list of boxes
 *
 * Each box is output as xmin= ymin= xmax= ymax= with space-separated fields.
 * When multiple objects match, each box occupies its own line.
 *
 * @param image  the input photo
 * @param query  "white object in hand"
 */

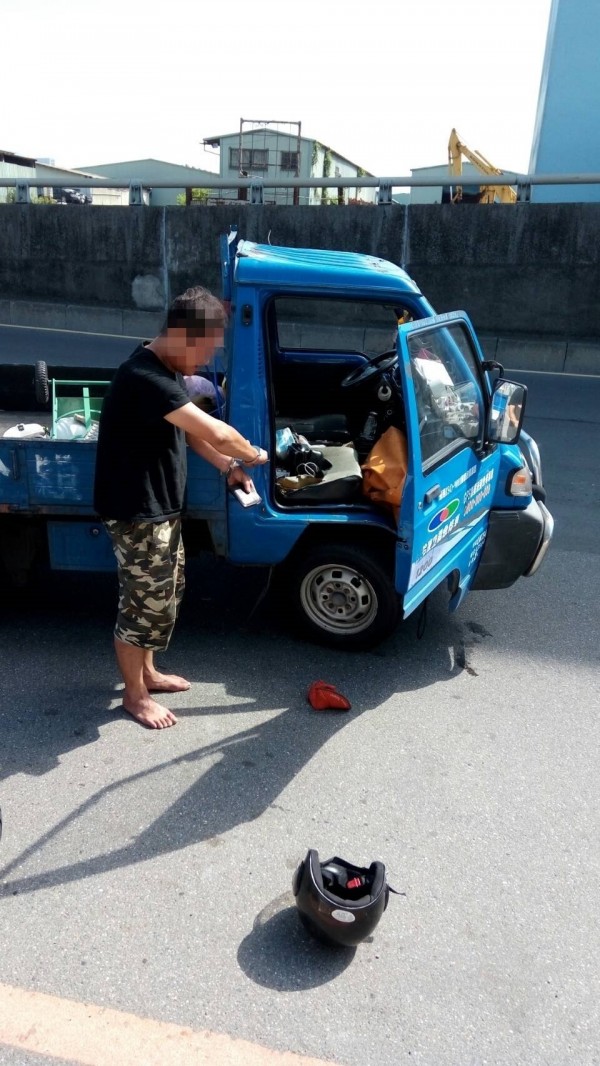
xmin=233 ymin=487 xmax=262 ymax=508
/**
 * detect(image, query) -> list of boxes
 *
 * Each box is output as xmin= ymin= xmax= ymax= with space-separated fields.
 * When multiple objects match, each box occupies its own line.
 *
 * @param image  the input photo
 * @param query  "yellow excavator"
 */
xmin=447 ymin=128 xmax=517 ymax=204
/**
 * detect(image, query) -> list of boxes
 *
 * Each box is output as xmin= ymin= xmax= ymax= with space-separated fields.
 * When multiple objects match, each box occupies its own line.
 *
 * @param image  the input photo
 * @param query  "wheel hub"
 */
xmin=323 ymin=581 xmax=357 ymax=614
xmin=300 ymin=564 xmax=378 ymax=634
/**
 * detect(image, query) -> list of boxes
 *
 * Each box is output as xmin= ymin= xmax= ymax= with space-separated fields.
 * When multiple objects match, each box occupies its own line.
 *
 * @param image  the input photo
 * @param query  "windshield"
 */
xmin=274 ymin=297 xmax=406 ymax=357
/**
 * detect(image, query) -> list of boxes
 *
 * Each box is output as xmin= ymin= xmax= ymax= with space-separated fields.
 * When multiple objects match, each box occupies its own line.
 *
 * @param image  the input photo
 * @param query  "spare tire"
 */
xmin=34 ymin=360 xmax=49 ymax=406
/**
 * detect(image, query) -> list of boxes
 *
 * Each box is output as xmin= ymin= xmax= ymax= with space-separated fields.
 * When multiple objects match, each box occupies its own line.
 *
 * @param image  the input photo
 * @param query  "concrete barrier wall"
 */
xmin=1 ymin=202 xmax=600 ymax=343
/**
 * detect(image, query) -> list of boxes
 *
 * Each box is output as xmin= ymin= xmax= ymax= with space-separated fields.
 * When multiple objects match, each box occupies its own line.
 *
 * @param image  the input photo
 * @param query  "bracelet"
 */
xmin=223 ymin=447 xmax=261 ymax=474
xmin=222 ymin=458 xmax=239 ymax=477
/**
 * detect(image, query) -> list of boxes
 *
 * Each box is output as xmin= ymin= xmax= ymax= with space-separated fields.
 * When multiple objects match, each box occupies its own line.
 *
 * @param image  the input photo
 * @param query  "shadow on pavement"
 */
xmin=0 ymin=557 xmax=460 ymax=898
xmin=237 ymin=892 xmax=356 ymax=990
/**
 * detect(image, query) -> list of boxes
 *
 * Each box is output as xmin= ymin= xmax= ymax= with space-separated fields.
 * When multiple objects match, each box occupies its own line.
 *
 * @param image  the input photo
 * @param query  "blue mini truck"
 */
xmin=0 ymin=230 xmax=553 ymax=649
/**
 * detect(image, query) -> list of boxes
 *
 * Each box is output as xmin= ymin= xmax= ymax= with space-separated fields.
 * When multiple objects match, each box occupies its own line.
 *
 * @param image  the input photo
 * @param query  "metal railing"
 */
xmin=1 ymin=172 xmax=600 ymax=205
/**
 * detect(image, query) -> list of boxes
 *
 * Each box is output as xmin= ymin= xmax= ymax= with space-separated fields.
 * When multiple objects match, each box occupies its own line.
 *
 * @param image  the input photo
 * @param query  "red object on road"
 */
xmin=307 ymin=681 xmax=351 ymax=712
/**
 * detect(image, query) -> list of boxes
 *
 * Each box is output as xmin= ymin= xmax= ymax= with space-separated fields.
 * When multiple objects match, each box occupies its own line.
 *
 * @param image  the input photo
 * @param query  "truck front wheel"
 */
xmin=286 ymin=543 xmax=399 ymax=650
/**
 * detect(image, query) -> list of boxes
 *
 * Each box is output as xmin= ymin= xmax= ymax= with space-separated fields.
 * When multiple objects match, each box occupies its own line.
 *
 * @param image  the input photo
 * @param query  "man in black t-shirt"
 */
xmin=94 ymin=286 xmax=268 ymax=730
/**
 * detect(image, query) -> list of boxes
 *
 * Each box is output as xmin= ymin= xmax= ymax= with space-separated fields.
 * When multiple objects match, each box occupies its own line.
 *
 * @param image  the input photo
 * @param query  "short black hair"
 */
xmin=163 ymin=286 xmax=227 ymax=334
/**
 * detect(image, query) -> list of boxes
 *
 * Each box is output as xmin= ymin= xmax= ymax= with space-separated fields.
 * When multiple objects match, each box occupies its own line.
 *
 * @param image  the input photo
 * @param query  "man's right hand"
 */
xmin=246 ymin=446 xmax=269 ymax=466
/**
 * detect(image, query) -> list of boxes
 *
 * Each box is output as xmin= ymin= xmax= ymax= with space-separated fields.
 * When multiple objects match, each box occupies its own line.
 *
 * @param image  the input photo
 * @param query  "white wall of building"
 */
xmin=210 ymin=131 xmax=375 ymax=205
xmin=0 ymin=161 xmax=35 ymax=202
xmin=410 ymin=163 xmax=486 ymax=204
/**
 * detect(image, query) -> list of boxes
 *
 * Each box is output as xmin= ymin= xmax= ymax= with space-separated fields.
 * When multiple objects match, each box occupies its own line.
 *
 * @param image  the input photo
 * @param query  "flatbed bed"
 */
xmin=0 ymin=410 xmax=50 ymax=435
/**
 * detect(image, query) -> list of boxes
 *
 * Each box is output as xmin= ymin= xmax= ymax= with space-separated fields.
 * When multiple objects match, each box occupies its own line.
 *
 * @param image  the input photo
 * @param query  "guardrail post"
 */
xmin=250 ymin=180 xmax=264 ymax=205
xmin=516 ymin=180 xmax=531 ymax=203
xmin=129 ymin=182 xmax=144 ymax=206
xmin=377 ymin=181 xmax=392 ymax=206
xmin=16 ymin=184 xmax=30 ymax=204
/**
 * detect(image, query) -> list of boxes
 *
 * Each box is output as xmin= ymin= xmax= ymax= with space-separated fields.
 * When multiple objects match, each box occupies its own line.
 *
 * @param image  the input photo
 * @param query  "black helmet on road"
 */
xmin=292 ymin=849 xmax=391 ymax=947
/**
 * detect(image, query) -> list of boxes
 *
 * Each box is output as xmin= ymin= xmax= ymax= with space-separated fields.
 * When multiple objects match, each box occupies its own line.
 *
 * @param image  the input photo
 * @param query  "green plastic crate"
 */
xmin=51 ymin=379 xmax=110 ymax=439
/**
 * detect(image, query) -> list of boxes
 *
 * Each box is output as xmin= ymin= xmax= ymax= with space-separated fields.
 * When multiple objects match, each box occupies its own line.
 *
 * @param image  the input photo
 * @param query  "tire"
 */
xmin=286 ymin=542 xmax=400 ymax=650
xmin=34 ymin=360 xmax=49 ymax=406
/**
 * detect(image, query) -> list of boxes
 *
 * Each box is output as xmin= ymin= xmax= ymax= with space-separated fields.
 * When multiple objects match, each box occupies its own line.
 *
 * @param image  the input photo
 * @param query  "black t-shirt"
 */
xmin=94 ymin=345 xmax=191 ymax=520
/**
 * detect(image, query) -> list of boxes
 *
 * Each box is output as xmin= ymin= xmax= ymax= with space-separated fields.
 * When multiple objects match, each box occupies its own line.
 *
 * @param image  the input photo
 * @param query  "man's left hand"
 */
xmin=226 ymin=465 xmax=255 ymax=493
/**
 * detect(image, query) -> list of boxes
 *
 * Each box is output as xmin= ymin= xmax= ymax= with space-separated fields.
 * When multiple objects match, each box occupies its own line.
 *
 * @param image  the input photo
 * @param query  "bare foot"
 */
xmin=122 ymin=695 xmax=178 ymax=729
xmin=143 ymin=670 xmax=190 ymax=693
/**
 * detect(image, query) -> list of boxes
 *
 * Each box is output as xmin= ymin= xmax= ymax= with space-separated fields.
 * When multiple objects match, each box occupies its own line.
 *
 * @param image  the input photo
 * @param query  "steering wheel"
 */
xmin=341 ymin=349 xmax=398 ymax=389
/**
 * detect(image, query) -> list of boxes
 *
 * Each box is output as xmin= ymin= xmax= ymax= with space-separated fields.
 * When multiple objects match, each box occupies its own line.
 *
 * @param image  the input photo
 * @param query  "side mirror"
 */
xmin=486 ymin=379 xmax=527 ymax=445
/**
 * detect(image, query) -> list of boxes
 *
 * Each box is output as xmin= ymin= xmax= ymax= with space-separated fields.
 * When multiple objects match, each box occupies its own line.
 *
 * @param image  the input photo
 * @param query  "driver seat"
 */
xmin=276 ymin=443 xmax=363 ymax=504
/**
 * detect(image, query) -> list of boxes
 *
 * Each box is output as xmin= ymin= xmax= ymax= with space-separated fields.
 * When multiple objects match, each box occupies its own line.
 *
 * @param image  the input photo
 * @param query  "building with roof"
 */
xmin=0 ymin=151 xmax=128 ymax=204
xmin=74 ymin=158 xmax=218 ymax=206
xmin=202 ymin=122 xmax=375 ymax=206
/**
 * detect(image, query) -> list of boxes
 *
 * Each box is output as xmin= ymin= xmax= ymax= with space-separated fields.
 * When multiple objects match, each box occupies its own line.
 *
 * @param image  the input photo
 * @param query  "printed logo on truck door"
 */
xmin=409 ymin=468 xmax=494 ymax=590
xmin=427 ymin=498 xmax=460 ymax=533
xmin=410 ymin=512 xmax=482 ymax=589
xmin=421 ymin=470 xmax=495 ymax=561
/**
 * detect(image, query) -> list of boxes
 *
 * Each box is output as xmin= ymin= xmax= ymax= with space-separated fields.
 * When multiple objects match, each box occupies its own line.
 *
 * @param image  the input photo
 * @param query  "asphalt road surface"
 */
xmin=0 ymin=331 xmax=599 ymax=1064
xmin=0 ymin=323 xmax=137 ymax=368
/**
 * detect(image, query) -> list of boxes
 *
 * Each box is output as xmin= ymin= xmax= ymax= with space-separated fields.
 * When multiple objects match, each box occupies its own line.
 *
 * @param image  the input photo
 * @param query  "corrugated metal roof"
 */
xmin=234 ymin=241 xmax=420 ymax=295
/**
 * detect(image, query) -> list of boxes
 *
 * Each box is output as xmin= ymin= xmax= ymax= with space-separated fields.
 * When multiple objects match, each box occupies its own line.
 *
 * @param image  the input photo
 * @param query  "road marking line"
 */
xmin=505 ymin=367 xmax=600 ymax=378
xmin=0 ymin=323 xmax=140 ymax=340
xmin=0 ymin=981 xmax=338 ymax=1066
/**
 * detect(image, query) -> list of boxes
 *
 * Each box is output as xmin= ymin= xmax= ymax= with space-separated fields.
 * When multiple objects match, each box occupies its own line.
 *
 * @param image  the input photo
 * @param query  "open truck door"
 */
xmin=395 ymin=312 xmax=502 ymax=616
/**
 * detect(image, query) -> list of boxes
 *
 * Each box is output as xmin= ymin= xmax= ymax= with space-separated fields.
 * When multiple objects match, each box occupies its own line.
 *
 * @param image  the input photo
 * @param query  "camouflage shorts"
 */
xmin=103 ymin=518 xmax=185 ymax=651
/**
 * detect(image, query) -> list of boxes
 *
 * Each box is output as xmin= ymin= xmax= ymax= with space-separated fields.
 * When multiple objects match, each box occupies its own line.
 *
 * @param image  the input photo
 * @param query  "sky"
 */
xmin=2 ymin=0 xmax=553 ymax=178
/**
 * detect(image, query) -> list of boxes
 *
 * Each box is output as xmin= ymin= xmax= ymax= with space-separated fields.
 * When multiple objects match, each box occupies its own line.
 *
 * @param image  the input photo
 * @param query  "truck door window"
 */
xmin=270 ymin=297 xmax=404 ymax=426
xmin=273 ymin=297 xmax=399 ymax=356
xmin=407 ymin=322 xmax=484 ymax=467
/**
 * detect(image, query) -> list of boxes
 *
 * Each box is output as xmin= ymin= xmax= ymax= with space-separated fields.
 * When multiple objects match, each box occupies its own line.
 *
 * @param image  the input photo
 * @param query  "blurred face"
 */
xmin=165 ymin=318 xmax=225 ymax=376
